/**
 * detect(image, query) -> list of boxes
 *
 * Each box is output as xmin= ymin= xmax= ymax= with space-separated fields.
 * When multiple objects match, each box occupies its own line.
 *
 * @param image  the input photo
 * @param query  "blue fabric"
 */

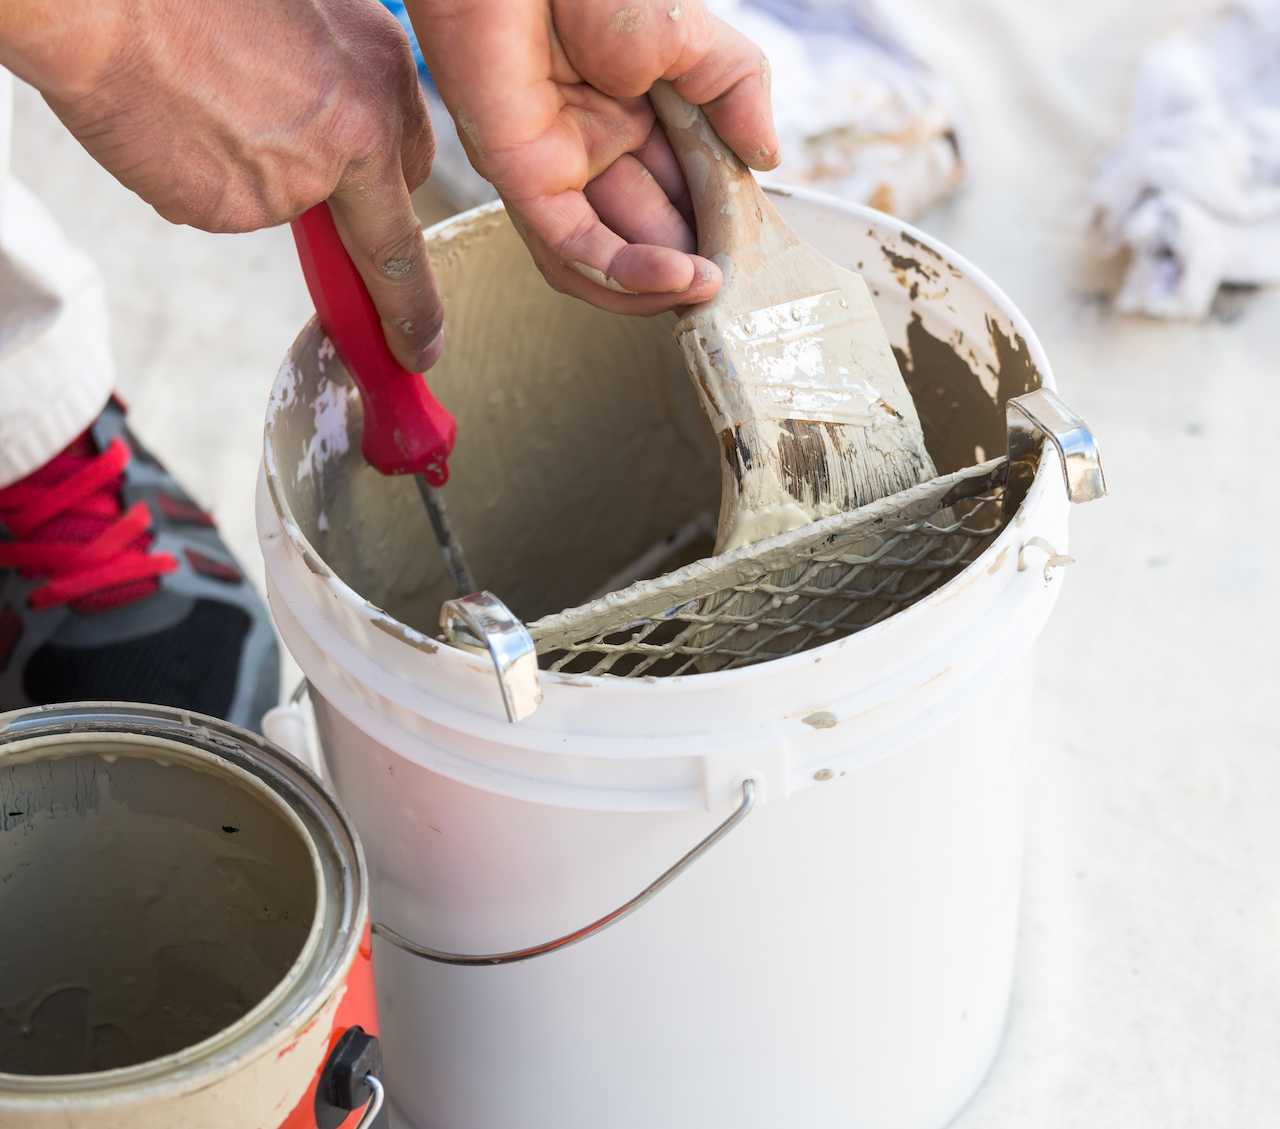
xmin=379 ymin=0 xmax=435 ymax=89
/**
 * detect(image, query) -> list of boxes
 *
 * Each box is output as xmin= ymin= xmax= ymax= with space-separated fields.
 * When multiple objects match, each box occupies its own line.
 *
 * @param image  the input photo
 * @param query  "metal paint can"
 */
xmin=0 ymin=703 xmax=384 ymax=1129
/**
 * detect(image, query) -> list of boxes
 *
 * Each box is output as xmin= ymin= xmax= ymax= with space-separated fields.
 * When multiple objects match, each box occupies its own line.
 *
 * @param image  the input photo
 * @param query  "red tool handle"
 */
xmin=291 ymin=202 xmax=455 ymax=484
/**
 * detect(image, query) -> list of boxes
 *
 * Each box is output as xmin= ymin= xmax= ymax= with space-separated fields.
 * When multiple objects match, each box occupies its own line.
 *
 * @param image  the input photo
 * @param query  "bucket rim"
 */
xmin=0 ymin=702 xmax=367 ymax=1103
xmin=262 ymin=187 xmax=1059 ymax=693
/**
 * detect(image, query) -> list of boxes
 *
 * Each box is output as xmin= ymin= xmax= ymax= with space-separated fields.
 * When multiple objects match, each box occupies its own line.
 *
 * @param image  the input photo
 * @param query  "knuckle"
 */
xmin=335 ymin=105 xmax=399 ymax=170
xmin=190 ymin=183 xmax=270 ymax=235
xmin=371 ymin=225 xmax=428 ymax=280
xmin=403 ymin=132 xmax=435 ymax=192
xmin=267 ymin=175 xmax=337 ymax=226
xmin=352 ymin=121 xmax=399 ymax=164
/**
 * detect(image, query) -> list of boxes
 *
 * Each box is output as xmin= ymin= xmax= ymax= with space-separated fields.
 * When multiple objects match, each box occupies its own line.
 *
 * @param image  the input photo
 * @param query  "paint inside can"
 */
xmin=0 ymin=705 xmax=374 ymax=1129
xmin=0 ymin=741 xmax=317 ymax=1075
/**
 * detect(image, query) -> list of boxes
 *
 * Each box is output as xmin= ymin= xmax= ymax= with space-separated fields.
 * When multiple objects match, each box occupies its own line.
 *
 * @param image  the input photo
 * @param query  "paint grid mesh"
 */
xmin=529 ymin=474 xmax=1007 ymax=679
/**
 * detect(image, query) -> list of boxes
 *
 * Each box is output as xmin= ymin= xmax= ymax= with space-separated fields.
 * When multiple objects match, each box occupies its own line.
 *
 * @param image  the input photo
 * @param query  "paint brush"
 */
xmin=649 ymin=82 xmax=937 ymax=554
xmin=291 ymin=202 xmax=477 ymax=595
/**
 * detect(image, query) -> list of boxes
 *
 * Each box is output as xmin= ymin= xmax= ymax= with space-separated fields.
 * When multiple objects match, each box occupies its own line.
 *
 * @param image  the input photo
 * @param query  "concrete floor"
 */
xmin=10 ymin=0 xmax=1280 ymax=1122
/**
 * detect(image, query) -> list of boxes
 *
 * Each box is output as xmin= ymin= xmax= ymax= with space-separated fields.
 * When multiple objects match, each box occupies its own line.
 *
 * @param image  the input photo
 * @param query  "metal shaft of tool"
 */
xmin=415 ymin=476 xmax=477 ymax=595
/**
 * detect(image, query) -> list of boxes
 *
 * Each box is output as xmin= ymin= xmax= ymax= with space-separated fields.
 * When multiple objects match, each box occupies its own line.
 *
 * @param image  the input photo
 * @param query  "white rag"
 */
xmin=419 ymin=0 xmax=965 ymax=222
xmin=0 ymin=69 xmax=116 ymax=488
xmin=1092 ymin=0 xmax=1280 ymax=318
xmin=707 ymin=0 xmax=965 ymax=220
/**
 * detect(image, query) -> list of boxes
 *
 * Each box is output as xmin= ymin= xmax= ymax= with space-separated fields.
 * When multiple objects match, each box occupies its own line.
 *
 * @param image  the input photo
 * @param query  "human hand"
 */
xmin=405 ymin=0 xmax=778 ymax=313
xmin=0 ymin=0 xmax=444 ymax=371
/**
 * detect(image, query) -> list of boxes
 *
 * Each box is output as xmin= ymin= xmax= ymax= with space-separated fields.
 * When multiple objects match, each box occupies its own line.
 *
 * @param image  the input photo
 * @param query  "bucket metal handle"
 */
xmin=373 ymin=778 xmax=756 ymax=966
xmin=1004 ymin=388 xmax=1108 ymax=519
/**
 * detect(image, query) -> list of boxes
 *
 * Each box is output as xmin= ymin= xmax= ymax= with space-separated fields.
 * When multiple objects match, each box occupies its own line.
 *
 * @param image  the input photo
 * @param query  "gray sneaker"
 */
xmin=0 ymin=398 xmax=279 ymax=731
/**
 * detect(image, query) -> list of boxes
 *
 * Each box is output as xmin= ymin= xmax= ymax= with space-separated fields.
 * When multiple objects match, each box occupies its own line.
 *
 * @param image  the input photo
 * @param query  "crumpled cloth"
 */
xmin=1092 ymin=0 xmax=1280 ymax=318
xmin=383 ymin=0 xmax=964 ymax=221
xmin=707 ymin=0 xmax=964 ymax=220
xmin=0 ymin=69 xmax=115 ymax=489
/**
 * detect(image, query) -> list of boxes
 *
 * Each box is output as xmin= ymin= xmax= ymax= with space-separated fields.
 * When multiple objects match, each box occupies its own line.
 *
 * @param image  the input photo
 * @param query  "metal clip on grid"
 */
xmin=439 ymin=592 xmax=542 ymax=722
xmin=1004 ymin=388 xmax=1107 ymax=518
xmin=445 ymin=391 xmax=1106 ymax=711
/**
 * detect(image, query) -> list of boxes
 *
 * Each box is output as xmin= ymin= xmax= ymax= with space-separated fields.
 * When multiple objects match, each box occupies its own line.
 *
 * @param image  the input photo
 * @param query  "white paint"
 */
xmin=296 ymin=373 xmax=353 ymax=484
xmin=717 ymin=498 xmax=812 ymax=552
xmin=678 ymin=289 xmax=901 ymax=432
xmin=606 ymin=7 xmax=647 ymax=31
xmin=570 ymin=261 xmax=635 ymax=294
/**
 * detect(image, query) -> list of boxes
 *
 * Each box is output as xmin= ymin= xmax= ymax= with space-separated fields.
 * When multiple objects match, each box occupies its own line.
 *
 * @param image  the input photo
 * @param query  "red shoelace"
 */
xmin=0 ymin=432 xmax=178 ymax=612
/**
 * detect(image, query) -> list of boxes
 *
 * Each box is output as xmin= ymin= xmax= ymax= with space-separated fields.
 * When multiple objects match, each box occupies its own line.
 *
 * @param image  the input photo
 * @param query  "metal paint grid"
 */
xmin=537 ymin=489 xmax=1005 ymax=679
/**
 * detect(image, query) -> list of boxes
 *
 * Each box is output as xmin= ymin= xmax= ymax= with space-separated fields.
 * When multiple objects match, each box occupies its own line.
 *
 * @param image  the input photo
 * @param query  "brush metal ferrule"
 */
xmin=674 ymin=285 xmax=907 ymax=433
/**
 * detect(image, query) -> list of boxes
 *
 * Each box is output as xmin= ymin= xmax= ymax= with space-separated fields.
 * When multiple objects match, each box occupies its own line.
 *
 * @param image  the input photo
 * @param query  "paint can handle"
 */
xmin=315 ymin=1026 xmax=387 ymax=1128
xmin=291 ymin=201 xmax=456 ymax=484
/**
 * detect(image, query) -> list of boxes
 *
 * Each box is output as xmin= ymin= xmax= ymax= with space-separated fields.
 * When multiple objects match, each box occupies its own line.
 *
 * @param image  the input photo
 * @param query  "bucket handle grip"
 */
xmin=372 ymin=778 xmax=756 ymax=966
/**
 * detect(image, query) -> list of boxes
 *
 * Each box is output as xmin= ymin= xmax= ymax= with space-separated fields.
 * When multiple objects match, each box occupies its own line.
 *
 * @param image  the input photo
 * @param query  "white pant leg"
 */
xmin=0 ymin=68 xmax=115 ymax=489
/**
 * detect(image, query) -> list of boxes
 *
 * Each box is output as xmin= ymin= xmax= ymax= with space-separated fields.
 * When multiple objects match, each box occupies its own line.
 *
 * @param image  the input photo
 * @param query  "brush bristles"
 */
xmin=714 ymin=416 xmax=935 ymax=554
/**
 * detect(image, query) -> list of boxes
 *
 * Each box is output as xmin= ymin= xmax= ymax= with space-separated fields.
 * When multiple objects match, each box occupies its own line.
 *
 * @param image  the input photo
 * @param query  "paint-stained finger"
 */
xmin=667 ymin=22 xmax=779 ymax=172
xmin=515 ymin=188 xmax=702 ymax=295
xmin=532 ymin=242 xmax=723 ymax=314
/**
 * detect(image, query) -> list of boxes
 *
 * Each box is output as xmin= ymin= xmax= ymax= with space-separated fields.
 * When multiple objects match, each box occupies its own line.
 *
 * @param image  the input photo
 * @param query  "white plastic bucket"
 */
xmin=258 ymin=188 xmax=1073 ymax=1129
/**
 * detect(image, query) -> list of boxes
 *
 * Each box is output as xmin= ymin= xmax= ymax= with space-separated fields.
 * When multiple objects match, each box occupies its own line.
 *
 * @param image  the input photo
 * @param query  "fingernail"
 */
xmin=690 ymin=262 xmax=721 ymax=293
xmin=420 ymin=328 xmax=445 ymax=370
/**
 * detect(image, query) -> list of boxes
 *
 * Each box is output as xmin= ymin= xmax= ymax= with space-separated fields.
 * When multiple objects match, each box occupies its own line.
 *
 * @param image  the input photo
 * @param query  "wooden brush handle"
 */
xmin=649 ymin=81 xmax=799 ymax=275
